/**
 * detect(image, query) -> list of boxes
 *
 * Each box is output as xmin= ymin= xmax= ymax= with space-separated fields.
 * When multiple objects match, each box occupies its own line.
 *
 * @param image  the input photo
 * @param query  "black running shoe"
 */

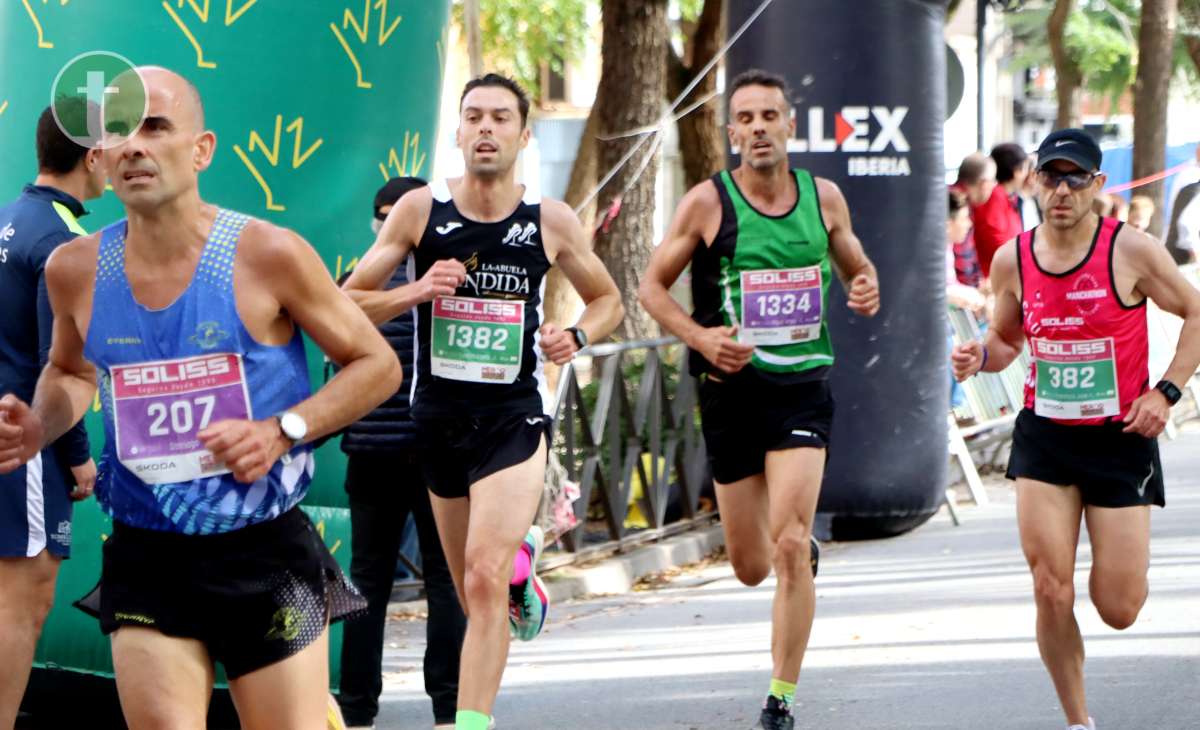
xmin=753 ymin=695 xmax=794 ymax=730
xmin=810 ymin=536 xmax=820 ymax=578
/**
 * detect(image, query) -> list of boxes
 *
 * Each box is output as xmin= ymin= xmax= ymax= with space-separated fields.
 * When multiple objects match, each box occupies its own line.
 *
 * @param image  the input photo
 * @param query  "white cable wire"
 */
xmin=572 ymin=0 xmax=778 ymax=216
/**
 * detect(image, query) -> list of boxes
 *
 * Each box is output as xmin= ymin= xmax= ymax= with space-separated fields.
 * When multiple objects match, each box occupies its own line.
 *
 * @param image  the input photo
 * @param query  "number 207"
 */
xmin=147 ymin=395 xmax=216 ymax=437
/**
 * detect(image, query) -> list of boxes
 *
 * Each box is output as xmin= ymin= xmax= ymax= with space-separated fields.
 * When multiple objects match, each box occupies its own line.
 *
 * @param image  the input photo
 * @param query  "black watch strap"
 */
xmin=566 ymin=326 xmax=588 ymax=350
xmin=1154 ymin=379 xmax=1182 ymax=406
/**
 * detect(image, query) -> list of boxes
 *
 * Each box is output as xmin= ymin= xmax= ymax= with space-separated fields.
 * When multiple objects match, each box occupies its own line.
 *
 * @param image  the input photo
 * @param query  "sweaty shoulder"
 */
xmin=393 ymin=185 xmax=434 ymax=247
xmin=536 ymin=198 xmax=584 ymax=261
xmin=813 ymin=176 xmax=845 ymax=204
xmin=675 ymin=178 xmax=722 ymax=243
xmin=236 ymin=218 xmax=332 ymax=301
xmin=989 ymin=238 xmax=1020 ymax=293
xmin=44 ymin=231 xmax=100 ymax=294
xmin=813 ymin=176 xmax=848 ymax=227
xmin=1113 ymin=220 xmax=1162 ymax=266
xmin=538 ymin=197 xmax=579 ymax=236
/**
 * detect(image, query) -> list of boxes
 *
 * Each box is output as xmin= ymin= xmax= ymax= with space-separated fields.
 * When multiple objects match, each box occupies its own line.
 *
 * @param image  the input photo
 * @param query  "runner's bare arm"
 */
xmin=0 ymin=238 xmax=98 ymax=471
xmin=1130 ymin=228 xmax=1200 ymax=388
xmin=639 ymin=182 xmax=754 ymax=374
xmin=1121 ymin=227 xmax=1200 ymax=435
xmin=818 ymin=178 xmax=880 ymax=317
xmin=199 ymin=229 xmax=401 ymax=482
xmin=539 ymin=199 xmax=623 ymax=364
xmin=952 ymin=241 xmax=1024 ymax=380
xmin=342 ymin=187 xmax=464 ymax=324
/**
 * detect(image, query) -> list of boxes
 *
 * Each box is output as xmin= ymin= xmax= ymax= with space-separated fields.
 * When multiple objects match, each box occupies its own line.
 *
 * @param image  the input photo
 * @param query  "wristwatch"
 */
xmin=277 ymin=411 xmax=308 ymax=447
xmin=565 ymin=326 xmax=588 ymax=350
xmin=1154 ymin=379 xmax=1182 ymax=406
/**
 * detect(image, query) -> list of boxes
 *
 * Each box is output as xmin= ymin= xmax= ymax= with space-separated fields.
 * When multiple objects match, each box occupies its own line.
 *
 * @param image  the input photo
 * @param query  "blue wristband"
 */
xmin=979 ymin=345 xmax=989 ymax=373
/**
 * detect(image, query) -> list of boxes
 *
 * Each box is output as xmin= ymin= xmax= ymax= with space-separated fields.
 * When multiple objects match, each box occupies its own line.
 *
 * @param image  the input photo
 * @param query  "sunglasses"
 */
xmin=1037 ymin=169 xmax=1098 ymax=191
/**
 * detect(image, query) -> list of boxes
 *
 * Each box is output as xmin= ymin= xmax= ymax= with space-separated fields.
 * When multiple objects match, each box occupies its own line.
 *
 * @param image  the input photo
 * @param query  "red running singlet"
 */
xmin=1017 ymin=217 xmax=1149 ymax=425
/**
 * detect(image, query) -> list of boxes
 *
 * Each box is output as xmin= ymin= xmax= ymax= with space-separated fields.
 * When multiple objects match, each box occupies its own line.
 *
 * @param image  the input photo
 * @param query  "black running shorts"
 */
xmin=418 ymin=412 xmax=551 ymax=499
xmin=1006 ymin=408 xmax=1165 ymax=508
xmin=699 ymin=373 xmax=834 ymax=485
xmin=76 ymin=507 xmax=366 ymax=679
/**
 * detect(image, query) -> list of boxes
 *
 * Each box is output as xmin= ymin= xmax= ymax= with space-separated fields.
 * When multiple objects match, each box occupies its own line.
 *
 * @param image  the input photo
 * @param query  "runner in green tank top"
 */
xmin=640 ymin=70 xmax=879 ymax=730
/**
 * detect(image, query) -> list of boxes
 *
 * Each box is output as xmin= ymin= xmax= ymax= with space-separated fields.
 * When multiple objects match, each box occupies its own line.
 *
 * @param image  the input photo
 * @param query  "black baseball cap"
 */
xmin=374 ymin=176 xmax=427 ymax=220
xmin=1035 ymin=129 xmax=1102 ymax=173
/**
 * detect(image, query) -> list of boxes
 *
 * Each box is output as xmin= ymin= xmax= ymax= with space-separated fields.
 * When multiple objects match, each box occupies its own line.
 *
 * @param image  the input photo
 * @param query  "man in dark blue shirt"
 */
xmin=0 ymin=100 xmax=104 ymax=727
xmin=338 ymin=177 xmax=467 ymax=729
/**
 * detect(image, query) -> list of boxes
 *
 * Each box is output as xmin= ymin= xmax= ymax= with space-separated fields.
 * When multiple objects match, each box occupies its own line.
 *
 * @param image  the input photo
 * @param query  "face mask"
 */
xmin=370 ymin=218 xmax=383 ymax=235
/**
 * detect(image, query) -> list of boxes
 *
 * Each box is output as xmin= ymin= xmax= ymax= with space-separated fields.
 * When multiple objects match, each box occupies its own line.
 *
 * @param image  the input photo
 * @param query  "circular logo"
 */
xmin=50 ymin=51 xmax=147 ymax=150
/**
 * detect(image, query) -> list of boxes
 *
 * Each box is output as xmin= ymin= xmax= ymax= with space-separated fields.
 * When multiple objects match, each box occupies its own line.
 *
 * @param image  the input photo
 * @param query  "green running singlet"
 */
xmin=689 ymin=168 xmax=834 ymax=382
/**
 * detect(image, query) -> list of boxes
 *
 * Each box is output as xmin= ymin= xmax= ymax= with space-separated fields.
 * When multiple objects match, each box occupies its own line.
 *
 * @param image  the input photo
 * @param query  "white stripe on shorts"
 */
xmin=25 ymin=453 xmax=46 ymax=557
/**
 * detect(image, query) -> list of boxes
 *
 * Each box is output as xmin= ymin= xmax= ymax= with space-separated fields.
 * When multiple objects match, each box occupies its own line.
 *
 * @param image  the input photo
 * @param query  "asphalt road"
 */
xmin=374 ymin=431 xmax=1200 ymax=730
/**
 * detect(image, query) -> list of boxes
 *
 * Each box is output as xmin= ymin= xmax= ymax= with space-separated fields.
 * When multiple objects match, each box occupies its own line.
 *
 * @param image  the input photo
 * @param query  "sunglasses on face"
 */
xmin=1037 ymin=168 xmax=1098 ymax=191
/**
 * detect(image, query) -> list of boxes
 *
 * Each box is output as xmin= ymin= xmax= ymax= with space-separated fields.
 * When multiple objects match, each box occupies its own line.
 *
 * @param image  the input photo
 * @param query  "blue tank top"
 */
xmin=83 ymin=209 xmax=314 ymax=534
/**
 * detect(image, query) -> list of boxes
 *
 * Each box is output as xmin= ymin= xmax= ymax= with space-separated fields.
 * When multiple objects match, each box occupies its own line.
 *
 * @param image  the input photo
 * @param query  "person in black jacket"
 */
xmin=337 ymin=177 xmax=467 ymax=730
xmin=1165 ymin=180 xmax=1200 ymax=265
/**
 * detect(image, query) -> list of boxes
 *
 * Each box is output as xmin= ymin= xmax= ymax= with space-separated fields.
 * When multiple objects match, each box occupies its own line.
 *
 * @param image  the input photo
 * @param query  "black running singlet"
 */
xmin=409 ymin=180 xmax=552 ymax=420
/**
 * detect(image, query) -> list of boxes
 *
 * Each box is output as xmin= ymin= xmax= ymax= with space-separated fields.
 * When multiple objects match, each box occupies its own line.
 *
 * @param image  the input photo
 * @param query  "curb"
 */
xmin=541 ymin=524 xmax=726 ymax=603
xmin=385 ymin=524 xmax=726 ymax=615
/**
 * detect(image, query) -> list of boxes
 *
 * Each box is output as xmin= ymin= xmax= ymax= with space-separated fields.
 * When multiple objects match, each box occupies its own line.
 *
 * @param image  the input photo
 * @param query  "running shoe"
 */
xmin=508 ymin=525 xmax=549 ymax=641
xmin=1066 ymin=719 xmax=1096 ymax=730
xmin=753 ymin=695 xmax=794 ymax=730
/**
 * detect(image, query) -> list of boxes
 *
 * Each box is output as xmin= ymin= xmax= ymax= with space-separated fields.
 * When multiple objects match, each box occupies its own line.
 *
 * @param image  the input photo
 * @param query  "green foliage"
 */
xmin=676 ymin=0 xmax=705 ymax=21
xmin=452 ymin=0 xmax=590 ymax=99
xmin=1007 ymin=0 xmax=1200 ymax=111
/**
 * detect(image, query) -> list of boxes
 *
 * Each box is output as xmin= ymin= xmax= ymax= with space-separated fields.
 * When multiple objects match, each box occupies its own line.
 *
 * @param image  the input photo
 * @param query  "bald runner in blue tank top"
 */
xmin=84 ymin=210 xmax=314 ymax=535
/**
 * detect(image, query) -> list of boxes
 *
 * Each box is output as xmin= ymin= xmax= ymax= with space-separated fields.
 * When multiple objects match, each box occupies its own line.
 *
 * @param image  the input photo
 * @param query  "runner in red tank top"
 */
xmin=951 ymin=129 xmax=1200 ymax=730
xmin=1017 ymin=215 xmax=1149 ymax=424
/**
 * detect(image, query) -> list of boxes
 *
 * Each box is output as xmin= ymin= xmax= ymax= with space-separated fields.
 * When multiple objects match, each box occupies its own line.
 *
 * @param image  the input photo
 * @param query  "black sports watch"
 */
xmin=565 ymin=326 xmax=588 ymax=350
xmin=1154 ymin=379 xmax=1182 ymax=406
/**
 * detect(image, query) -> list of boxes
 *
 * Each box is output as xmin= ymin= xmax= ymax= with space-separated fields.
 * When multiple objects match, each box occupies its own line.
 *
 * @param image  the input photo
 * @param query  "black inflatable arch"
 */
xmin=727 ymin=0 xmax=950 ymax=539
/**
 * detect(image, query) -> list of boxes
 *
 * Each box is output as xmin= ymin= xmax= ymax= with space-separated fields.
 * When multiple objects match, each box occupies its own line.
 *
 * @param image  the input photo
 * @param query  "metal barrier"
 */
xmin=547 ymin=337 xmax=713 ymax=559
xmin=946 ymin=306 xmax=1030 ymax=508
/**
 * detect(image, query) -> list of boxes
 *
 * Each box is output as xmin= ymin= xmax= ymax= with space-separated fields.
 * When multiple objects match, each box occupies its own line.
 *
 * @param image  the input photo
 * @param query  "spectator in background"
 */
xmin=973 ymin=143 xmax=1029 ymax=278
xmin=337 ymin=177 xmax=467 ymax=730
xmin=0 ymin=102 xmax=101 ymax=729
xmin=1108 ymin=193 xmax=1128 ymax=222
xmin=1128 ymin=195 xmax=1155 ymax=232
xmin=1166 ymin=144 xmax=1200 ymax=221
xmin=946 ymin=189 xmax=986 ymax=314
xmin=949 ymin=152 xmax=995 ymax=288
xmin=947 ymin=189 xmax=985 ymax=416
xmin=1166 ymin=180 xmax=1200 ymax=265
xmin=1018 ymin=152 xmax=1043 ymax=230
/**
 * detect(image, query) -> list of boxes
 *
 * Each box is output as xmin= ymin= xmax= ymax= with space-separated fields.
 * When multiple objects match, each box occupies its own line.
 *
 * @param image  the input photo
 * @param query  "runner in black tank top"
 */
xmin=409 ymin=178 xmax=551 ymax=420
xmin=342 ymin=74 xmax=622 ymax=730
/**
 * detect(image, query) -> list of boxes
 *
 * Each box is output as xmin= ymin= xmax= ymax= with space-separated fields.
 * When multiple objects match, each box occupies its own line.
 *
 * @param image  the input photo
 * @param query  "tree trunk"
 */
xmin=1048 ymin=0 xmax=1081 ymax=127
xmin=464 ymin=0 xmax=483 ymax=77
xmin=1133 ymin=0 xmax=1178 ymax=238
xmin=667 ymin=0 xmax=726 ymax=190
xmin=539 ymin=83 xmax=606 ymax=395
xmin=1182 ymin=1 xmax=1200 ymax=74
xmin=593 ymin=0 xmax=669 ymax=341
xmin=543 ymin=107 xmax=603 ymax=336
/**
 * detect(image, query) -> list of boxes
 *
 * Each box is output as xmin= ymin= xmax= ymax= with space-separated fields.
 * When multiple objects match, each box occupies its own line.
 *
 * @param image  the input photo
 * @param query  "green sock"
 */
xmin=456 ymin=710 xmax=491 ymax=730
xmin=768 ymin=677 xmax=796 ymax=707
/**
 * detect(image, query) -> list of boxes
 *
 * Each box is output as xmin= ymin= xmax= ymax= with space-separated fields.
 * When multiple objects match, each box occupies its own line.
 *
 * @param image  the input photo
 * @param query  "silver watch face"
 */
xmin=280 ymin=412 xmax=307 ymax=441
